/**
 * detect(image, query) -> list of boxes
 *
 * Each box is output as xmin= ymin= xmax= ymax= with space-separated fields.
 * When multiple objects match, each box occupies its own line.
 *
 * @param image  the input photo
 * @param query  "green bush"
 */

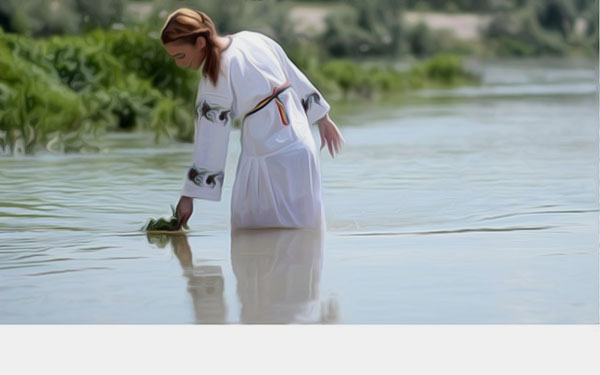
xmin=407 ymin=21 xmax=437 ymax=58
xmin=0 ymin=0 xmax=126 ymax=37
xmin=320 ymin=53 xmax=476 ymax=100
xmin=0 ymin=27 xmax=198 ymax=155
xmin=322 ymin=60 xmax=361 ymax=98
xmin=484 ymin=0 xmax=597 ymax=57
xmin=420 ymin=53 xmax=465 ymax=84
xmin=321 ymin=0 xmax=403 ymax=58
xmin=0 ymin=44 xmax=95 ymax=154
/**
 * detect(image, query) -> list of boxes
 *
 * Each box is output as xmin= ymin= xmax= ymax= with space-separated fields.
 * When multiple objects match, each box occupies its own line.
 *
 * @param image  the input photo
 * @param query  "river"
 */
xmin=0 ymin=57 xmax=597 ymax=323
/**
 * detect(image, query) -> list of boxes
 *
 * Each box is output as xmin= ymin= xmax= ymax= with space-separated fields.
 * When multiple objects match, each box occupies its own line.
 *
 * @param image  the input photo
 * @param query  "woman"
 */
xmin=160 ymin=8 xmax=344 ymax=230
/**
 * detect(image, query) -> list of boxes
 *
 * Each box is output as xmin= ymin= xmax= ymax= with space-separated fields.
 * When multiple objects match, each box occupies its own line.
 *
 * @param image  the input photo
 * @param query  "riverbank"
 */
xmin=0 ymin=28 xmax=479 ymax=156
xmin=288 ymin=3 xmax=597 ymax=58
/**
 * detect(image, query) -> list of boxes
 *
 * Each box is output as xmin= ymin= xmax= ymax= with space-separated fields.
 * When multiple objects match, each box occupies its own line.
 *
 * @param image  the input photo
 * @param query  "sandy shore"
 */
xmin=289 ymin=6 xmax=492 ymax=40
xmin=404 ymin=11 xmax=492 ymax=40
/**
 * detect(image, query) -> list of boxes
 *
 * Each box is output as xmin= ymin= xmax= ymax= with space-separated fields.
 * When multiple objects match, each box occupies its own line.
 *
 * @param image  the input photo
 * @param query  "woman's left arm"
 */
xmin=317 ymin=113 xmax=344 ymax=158
xmin=264 ymin=36 xmax=331 ymax=126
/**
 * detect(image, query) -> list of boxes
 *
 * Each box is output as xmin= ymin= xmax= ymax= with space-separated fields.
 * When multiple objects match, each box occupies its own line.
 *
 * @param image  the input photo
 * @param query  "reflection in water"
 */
xmin=231 ymin=227 xmax=338 ymax=324
xmin=0 ymin=59 xmax=595 ymax=324
xmin=147 ymin=233 xmax=226 ymax=324
xmin=146 ymin=229 xmax=338 ymax=324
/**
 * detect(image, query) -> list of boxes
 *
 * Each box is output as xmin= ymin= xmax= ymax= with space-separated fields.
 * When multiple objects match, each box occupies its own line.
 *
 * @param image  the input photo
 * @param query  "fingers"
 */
xmin=334 ymin=125 xmax=344 ymax=147
xmin=319 ymin=122 xmax=344 ymax=158
xmin=175 ymin=205 xmax=182 ymax=229
xmin=331 ymin=133 xmax=343 ymax=157
xmin=337 ymin=129 xmax=345 ymax=147
xmin=177 ymin=213 xmax=190 ymax=230
xmin=176 ymin=202 xmax=192 ymax=230
xmin=332 ymin=131 xmax=340 ymax=155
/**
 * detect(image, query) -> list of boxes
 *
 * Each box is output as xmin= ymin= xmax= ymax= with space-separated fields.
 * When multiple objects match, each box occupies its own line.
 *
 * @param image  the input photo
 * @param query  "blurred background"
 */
xmin=0 ymin=0 xmax=597 ymax=154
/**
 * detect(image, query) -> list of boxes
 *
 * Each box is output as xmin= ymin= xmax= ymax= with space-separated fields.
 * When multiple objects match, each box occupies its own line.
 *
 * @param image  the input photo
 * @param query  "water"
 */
xmin=0 ymin=58 xmax=598 ymax=323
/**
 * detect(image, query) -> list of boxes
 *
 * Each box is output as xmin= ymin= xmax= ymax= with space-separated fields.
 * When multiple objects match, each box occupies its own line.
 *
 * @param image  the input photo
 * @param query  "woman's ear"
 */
xmin=195 ymin=35 xmax=207 ymax=50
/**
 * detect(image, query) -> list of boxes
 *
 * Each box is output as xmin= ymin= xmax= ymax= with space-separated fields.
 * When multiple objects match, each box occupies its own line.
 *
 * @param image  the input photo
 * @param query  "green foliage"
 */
xmin=534 ymin=0 xmax=577 ymax=37
xmin=322 ymin=60 xmax=361 ymax=98
xmin=150 ymin=96 xmax=194 ymax=144
xmin=0 ymin=0 xmax=126 ymax=37
xmin=143 ymin=204 xmax=189 ymax=233
xmin=77 ymin=0 xmax=126 ymax=30
xmin=0 ymin=27 xmax=198 ymax=155
xmin=0 ymin=45 xmax=96 ymax=154
xmin=404 ymin=0 xmax=505 ymax=12
xmin=321 ymin=0 xmax=404 ymax=58
xmin=419 ymin=53 xmax=468 ymax=84
xmin=484 ymin=0 xmax=598 ymax=57
xmin=320 ymin=53 xmax=477 ymax=101
xmin=321 ymin=7 xmax=378 ymax=58
xmin=407 ymin=21 xmax=437 ymax=58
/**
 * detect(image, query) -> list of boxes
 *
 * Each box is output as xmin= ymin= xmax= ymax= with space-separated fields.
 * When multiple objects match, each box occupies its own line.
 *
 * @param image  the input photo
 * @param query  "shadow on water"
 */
xmin=145 ymin=227 xmax=339 ymax=324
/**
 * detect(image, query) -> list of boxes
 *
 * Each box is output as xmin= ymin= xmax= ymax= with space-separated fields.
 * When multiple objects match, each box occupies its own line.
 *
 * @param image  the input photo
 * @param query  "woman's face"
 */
xmin=164 ymin=36 xmax=207 ymax=70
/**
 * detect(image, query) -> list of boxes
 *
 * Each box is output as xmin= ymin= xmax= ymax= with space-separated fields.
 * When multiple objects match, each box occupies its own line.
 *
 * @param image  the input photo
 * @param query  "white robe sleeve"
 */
xmin=181 ymin=91 xmax=234 ymax=201
xmin=264 ymin=37 xmax=331 ymax=125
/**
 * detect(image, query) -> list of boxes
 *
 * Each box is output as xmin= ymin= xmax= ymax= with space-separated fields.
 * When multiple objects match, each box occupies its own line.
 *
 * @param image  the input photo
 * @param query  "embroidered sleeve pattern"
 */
xmin=181 ymin=95 xmax=233 ymax=201
xmin=188 ymin=165 xmax=224 ymax=189
xmin=301 ymin=92 xmax=322 ymax=113
xmin=197 ymin=99 xmax=233 ymax=126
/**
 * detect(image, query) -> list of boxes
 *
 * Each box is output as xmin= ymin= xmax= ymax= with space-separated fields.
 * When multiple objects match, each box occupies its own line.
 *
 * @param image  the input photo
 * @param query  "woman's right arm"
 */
xmin=176 ymin=195 xmax=193 ymax=230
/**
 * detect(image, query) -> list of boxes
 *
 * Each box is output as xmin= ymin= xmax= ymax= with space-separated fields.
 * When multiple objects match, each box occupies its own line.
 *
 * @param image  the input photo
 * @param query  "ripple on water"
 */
xmin=340 ymin=225 xmax=555 ymax=237
xmin=0 ymin=58 xmax=597 ymax=323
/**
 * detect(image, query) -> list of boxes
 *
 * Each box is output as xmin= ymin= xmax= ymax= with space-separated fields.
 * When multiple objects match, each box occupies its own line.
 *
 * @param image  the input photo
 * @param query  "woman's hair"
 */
xmin=160 ymin=8 xmax=223 ymax=86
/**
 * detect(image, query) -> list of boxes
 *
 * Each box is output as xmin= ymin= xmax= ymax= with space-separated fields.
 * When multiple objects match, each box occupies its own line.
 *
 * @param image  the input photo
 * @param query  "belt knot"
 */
xmin=244 ymin=81 xmax=292 ymax=125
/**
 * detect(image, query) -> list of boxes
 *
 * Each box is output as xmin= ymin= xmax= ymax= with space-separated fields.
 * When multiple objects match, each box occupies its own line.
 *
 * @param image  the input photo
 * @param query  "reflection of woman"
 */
xmin=159 ymin=8 xmax=344 ymax=230
xmin=169 ymin=234 xmax=227 ymax=324
xmin=231 ymin=226 xmax=337 ymax=323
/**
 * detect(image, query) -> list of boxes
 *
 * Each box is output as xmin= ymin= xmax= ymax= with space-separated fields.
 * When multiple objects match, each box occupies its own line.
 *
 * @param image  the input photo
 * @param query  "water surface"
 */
xmin=0 ymin=58 xmax=598 ymax=323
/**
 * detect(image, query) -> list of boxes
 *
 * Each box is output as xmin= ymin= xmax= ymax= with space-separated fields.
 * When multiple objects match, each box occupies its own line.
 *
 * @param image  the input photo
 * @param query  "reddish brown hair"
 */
xmin=160 ymin=8 xmax=223 ymax=86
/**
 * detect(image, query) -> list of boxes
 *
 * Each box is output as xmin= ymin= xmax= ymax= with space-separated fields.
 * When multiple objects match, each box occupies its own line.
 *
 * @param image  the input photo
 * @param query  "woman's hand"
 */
xmin=317 ymin=114 xmax=345 ymax=158
xmin=176 ymin=195 xmax=193 ymax=230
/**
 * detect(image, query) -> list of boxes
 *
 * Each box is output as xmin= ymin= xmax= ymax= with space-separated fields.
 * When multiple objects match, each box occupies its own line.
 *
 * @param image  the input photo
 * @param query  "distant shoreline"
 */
xmin=289 ymin=5 xmax=492 ymax=40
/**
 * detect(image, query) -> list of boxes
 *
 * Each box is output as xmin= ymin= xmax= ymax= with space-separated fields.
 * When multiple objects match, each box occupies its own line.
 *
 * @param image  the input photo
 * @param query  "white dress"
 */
xmin=180 ymin=31 xmax=331 ymax=229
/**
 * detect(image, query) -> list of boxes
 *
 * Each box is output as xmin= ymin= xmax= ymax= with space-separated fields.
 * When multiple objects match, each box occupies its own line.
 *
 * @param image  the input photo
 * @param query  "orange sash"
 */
xmin=243 ymin=81 xmax=292 ymax=125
